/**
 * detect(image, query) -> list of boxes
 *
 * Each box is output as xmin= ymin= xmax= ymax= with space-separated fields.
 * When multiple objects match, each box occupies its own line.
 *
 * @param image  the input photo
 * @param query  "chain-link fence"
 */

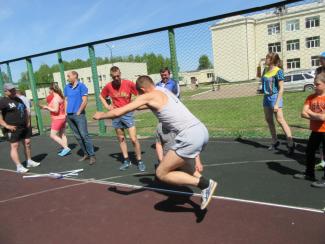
xmin=0 ymin=0 xmax=324 ymax=139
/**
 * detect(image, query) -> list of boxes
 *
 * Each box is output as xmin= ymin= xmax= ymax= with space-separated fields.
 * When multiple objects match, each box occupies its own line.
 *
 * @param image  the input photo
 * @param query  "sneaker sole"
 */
xmin=27 ymin=164 xmax=40 ymax=168
xmin=119 ymin=164 xmax=131 ymax=171
xmin=201 ymin=181 xmax=218 ymax=210
xmin=138 ymin=167 xmax=146 ymax=172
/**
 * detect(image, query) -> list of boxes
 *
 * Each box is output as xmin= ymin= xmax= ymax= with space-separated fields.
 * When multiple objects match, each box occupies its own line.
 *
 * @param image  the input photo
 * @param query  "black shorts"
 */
xmin=3 ymin=126 xmax=32 ymax=143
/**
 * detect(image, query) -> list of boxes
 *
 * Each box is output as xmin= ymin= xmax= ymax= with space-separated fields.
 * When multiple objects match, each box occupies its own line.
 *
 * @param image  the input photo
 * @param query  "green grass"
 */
xmin=32 ymin=91 xmax=311 ymax=139
xmin=134 ymin=91 xmax=310 ymax=138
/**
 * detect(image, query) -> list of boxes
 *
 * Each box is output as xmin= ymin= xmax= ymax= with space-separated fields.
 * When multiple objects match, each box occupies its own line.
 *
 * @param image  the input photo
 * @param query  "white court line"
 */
xmin=87 ymin=181 xmax=324 ymax=214
xmin=0 ymin=181 xmax=89 ymax=204
xmin=91 ymin=137 xmax=242 ymax=144
xmin=0 ymin=168 xmax=323 ymax=214
xmin=204 ymin=159 xmax=296 ymax=167
xmin=0 ymin=168 xmax=149 ymax=204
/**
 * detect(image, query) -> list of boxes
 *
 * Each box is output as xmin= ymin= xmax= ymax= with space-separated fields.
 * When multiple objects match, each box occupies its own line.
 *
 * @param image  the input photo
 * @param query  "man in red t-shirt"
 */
xmin=100 ymin=66 xmax=146 ymax=172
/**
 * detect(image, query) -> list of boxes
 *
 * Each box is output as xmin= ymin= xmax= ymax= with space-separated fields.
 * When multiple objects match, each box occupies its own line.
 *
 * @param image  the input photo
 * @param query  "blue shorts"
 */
xmin=263 ymin=94 xmax=283 ymax=108
xmin=112 ymin=112 xmax=135 ymax=129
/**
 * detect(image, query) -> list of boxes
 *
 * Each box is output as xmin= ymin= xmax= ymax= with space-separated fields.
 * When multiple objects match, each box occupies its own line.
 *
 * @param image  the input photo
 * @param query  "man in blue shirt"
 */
xmin=64 ymin=71 xmax=96 ymax=164
xmin=156 ymin=67 xmax=179 ymax=98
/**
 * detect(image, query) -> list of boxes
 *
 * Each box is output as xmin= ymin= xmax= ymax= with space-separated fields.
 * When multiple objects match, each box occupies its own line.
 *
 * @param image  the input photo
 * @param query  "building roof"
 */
xmin=211 ymin=0 xmax=325 ymax=28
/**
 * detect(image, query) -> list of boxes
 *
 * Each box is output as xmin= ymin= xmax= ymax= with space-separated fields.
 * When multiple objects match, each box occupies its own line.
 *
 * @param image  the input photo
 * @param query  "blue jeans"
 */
xmin=67 ymin=113 xmax=95 ymax=157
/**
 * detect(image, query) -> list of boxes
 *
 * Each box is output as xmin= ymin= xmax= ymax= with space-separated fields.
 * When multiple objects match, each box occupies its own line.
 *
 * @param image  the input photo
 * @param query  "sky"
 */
xmin=0 ymin=0 xmax=299 ymax=82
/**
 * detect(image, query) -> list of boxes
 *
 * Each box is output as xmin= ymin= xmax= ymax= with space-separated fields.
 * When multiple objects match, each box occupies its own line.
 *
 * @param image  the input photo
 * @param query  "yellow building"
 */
xmin=210 ymin=1 xmax=325 ymax=82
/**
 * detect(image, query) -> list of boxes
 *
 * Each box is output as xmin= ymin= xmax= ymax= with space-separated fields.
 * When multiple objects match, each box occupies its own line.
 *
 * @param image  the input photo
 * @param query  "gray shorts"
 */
xmin=171 ymin=123 xmax=209 ymax=159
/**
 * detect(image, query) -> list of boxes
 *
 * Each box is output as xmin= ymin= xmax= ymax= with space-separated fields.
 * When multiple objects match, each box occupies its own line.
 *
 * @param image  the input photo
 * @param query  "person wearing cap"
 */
xmin=0 ymin=83 xmax=40 ymax=173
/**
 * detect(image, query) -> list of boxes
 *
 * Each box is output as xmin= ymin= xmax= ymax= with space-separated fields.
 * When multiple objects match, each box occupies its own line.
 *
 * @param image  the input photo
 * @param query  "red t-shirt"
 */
xmin=101 ymin=80 xmax=138 ymax=108
xmin=304 ymin=94 xmax=325 ymax=132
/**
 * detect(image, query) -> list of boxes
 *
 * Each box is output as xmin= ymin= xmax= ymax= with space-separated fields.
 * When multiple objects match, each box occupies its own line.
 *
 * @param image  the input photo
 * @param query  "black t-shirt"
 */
xmin=0 ymin=96 xmax=28 ymax=127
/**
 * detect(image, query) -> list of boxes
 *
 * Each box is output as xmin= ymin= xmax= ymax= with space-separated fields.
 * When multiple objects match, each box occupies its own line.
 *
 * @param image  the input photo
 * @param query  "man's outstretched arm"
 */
xmin=93 ymin=94 xmax=149 ymax=120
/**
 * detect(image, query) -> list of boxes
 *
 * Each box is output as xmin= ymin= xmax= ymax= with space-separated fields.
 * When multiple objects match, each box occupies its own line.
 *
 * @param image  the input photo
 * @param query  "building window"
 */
xmin=207 ymin=73 xmax=214 ymax=78
xmin=286 ymin=19 xmax=299 ymax=31
xmin=287 ymin=58 xmax=300 ymax=69
xmin=267 ymin=23 xmax=280 ymax=35
xmin=306 ymin=36 xmax=320 ymax=48
xmin=87 ymin=77 xmax=91 ymax=83
xmin=287 ymin=39 xmax=300 ymax=51
xmin=305 ymin=16 xmax=320 ymax=28
xmin=268 ymin=42 xmax=281 ymax=53
xmin=103 ymin=75 xmax=107 ymax=81
xmin=311 ymin=56 xmax=320 ymax=67
xmin=99 ymin=75 xmax=102 ymax=81
xmin=80 ymin=78 xmax=84 ymax=82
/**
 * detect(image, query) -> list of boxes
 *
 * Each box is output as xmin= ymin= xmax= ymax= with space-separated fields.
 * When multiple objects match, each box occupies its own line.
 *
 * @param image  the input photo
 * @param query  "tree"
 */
xmin=198 ymin=55 xmax=213 ymax=70
xmin=34 ymin=64 xmax=52 ymax=84
xmin=1 ymin=72 xmax=9 ymax=83
xmin=18 ymin=72 xmax=29 ymax=92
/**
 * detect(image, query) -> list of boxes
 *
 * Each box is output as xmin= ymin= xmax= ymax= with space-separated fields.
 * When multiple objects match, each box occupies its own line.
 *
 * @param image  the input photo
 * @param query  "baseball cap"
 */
xmin=3 ymin=83 xmax=17 ymax=91
xmin=320 ymin=52 xmax=325 ymax=58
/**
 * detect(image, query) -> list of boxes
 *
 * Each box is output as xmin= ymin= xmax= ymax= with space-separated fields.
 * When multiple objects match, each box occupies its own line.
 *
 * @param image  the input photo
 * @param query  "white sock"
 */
xmin=17 ymin=164 xmax=25 ymax=170
xmin=320 ymin=160 xmax=325 ymax=166
xmin=27 ymin=159 xmax=34 ymax=164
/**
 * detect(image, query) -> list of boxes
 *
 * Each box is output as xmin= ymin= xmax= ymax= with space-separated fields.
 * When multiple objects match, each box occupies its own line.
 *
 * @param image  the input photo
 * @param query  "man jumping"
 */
xmin=94 ymin=75 xmax=217 ymax=210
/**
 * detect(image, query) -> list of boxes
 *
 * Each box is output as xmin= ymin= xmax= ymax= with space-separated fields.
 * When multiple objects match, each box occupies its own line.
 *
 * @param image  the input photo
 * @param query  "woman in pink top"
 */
xmin=40 ymin=82 xmax=71 ymax=156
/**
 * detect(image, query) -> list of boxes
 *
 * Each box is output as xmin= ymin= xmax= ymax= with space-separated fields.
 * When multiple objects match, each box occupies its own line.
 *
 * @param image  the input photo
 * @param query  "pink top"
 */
xmin=48 ymin=93 xmax=65 ymax=120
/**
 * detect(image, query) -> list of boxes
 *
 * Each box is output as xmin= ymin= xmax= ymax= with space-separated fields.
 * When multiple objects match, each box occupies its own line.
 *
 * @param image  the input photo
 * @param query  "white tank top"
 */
xmin=153 ymin=87 xmax=201 ymax=133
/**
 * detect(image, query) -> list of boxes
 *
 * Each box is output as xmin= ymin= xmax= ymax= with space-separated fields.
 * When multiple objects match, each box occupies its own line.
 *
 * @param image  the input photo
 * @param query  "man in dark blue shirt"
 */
xmin=64 ymin=71 xmax=96 ymax=164
xmin=156 ymin=67 xmax=179 ymax=98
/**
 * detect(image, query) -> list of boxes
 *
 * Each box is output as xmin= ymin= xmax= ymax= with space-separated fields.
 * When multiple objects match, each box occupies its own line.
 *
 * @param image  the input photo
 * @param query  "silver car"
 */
xmin=283 ymin=71 xmax=315 ymax=92
xmin=258 ymin=71 xmax=315 ymax=93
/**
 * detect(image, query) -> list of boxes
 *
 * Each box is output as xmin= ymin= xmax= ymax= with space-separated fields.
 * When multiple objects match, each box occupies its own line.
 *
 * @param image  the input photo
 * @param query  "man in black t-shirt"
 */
xmin=0 ymin=83 xmax=40 ymax=173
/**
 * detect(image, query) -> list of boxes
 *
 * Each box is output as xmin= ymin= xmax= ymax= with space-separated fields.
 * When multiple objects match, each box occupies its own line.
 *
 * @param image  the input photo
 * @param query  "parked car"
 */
xmin=257 ymin=71 xmax=315 ymax=93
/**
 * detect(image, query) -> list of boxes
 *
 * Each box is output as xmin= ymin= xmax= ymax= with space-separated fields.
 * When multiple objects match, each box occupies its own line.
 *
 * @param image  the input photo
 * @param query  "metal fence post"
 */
xmin=168 ymin=28 xmax=179 ymax=82
xmin=57 ymin=52 xmax=66 ymax=89
xmin=0 ymin=66 xmax=4 ymax=97
xmin=6 ymin=63 xmax=13 ymax=83
xmin=26 ymin=58 xmax=44 ymax=134
xmin=88 ymin=45 xmax=106 ymax=135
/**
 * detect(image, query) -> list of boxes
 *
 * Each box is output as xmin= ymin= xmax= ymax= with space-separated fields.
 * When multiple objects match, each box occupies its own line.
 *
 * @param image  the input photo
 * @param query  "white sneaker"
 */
xmin=201 ymin=180 xmax=218 ymax=210
xmin=27 ymin=160 xmax=40 ymax=168
xmin=17 ymin=166 xmax=29 ymax=174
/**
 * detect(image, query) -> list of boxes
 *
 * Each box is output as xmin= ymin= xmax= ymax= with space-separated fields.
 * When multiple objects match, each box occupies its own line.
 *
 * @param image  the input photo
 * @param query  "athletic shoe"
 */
xmin=138 ymin=161 xmax=146 ymax=172
xmin=27 ymin=160 xmax=40 ymax=168
xmin=89 ymin=156 xmax=96 ymax=165
xmin=315 ymin=161 xmax=325 ymax=171
xmin=119 ymin=160 xmax=131 ymax=171
xmin=17 ymin=166 xmax=29 ymax=173
xmin=287 ymin=142 xmax=295 ymax=155
xmin=268 ymin=141 xmax=280 ymax=150
xmin=293 ymin=173 xmax=316 ymax=182
xmin=58 ymin=148 xmax=71 ymax=157
xmin=311 ymin=178 xmax=325 ymax=188
xmin=79 ymin=155 xmax=89 ymax=162
xmin=201 ymin=180 xmax=218 ymax=210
